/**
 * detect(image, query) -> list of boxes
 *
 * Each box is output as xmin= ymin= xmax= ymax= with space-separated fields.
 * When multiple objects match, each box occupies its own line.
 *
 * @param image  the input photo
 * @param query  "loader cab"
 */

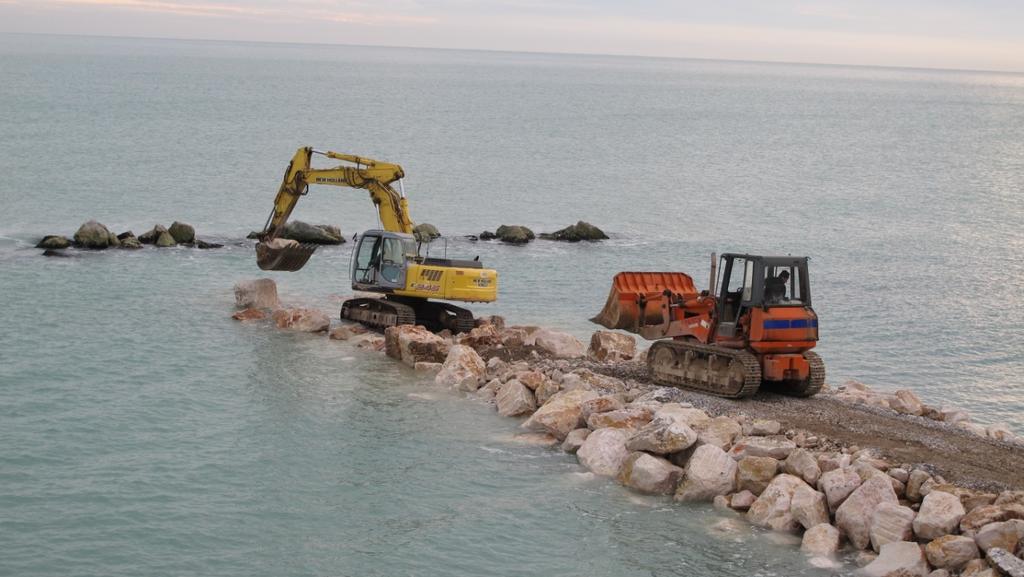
xmin=715 ymin=254 xmax=812 ymax=339
xmin=351 ymin=230 xmax=418 ymax=291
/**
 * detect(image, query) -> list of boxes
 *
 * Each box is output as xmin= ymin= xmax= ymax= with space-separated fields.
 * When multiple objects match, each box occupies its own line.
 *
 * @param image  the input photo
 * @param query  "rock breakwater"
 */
xmin=231 ymin=278 xmax=1024 ymax=576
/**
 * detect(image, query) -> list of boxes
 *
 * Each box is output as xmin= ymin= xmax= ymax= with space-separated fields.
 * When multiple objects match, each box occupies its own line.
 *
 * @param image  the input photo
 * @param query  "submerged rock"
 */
xmin=271 ymin=308 xmax=330 ymax=332
xmin=232 ymin=308 xmax=266 ymax=321
xmin=73 ymin=220 xmax=113 ymax=248
xmin=138 ymin=225 xmax=167 ymax=244
xmin=540 ymin=221 xmax=609 ymax=242
xmin=234 ymin=278 xmax=279 ymax=309
xmin=36 ymin=235 xmax=71 ymax=249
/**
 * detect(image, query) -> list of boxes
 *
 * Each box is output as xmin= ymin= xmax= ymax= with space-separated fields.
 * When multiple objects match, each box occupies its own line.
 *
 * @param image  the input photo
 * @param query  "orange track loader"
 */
xmin=592 ymin=253 xmax=824 ymax=398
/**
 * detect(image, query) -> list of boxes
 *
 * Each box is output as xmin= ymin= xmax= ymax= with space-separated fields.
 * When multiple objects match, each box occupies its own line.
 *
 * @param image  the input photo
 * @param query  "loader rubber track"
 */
xmin=647 ymin=340 xmax=763 ymax=399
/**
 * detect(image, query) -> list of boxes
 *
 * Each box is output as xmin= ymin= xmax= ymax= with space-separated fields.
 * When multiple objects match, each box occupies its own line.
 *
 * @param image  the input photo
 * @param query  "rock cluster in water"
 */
xmin=475 ymin=221 xmax=608 ymax=244
xmin=230 ymin=278 xmax=1024 ymax=577
xmin=37 ymin=220 xmax=222 ymax=252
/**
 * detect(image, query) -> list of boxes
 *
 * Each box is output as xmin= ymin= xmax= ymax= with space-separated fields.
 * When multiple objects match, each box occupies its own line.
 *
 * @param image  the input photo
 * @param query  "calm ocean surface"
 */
xmin=1 ymin=33 xmax=1022 ymax=576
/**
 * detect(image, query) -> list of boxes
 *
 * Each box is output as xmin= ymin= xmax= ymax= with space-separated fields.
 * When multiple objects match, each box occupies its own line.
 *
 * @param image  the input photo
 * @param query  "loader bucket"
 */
xmin=255 ymin=239 xmax=318 ymax=271
xmin=591 ymin=272 xmax=698 ymax=331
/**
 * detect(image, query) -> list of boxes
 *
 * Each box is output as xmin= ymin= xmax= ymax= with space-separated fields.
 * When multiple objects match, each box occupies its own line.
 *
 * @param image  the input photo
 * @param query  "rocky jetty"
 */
xmin=540 ymin=220 xmax=609 ymax=241
xmin=229 ymin=279 xmax=1024 ymax=576
xmin=38 ymin=220 xmax=221 ymax=252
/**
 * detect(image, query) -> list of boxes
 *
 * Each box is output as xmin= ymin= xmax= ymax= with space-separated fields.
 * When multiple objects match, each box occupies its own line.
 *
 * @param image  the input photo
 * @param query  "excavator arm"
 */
xmin=256 ymin=147 xmax=416 ymax=271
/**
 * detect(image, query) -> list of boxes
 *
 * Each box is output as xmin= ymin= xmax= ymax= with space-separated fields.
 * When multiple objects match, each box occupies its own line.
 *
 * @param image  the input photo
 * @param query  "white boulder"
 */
xmin=747 ymin=474 xmax=812 ymax=532
xmin=860 ymin=541 xmax=929 ymax=577
xmin=675 ymin=444 xmax=738 ymax=502
xmin=802 ymin=523 xmax=841 ymax=557
xmin=534 ymin=328 xmax=585 ymax=358
xmin=791 ymin=485 xmax=830 ymax=530
xmin=870 ymin=503 xmax=917 ymax=552
xmin=836 ymin=475 xmax=900 ymax=550
xmin=587 ymin=331 xmax=637 ymax=362
xmin=521 ymin=389 xmax=599 ymax=439
xmin=576 ymin=428 xmax=631 ymax=477
xmin=617 ymin=452 xmax=685 ymax=495
xmin=914 ymin=490 xmax=966 ymax=540
xmin=819 ymin=467 xmax=863 ymax=513
xmin=728 ymin=435 xmax=797 ymax=460
xmin=435 ymin=345 xmax=487 ymax=391
xmin=234 ymin=278 xmax=280 ymax=309
xmin=625 ymin=417 xmax=698 ymax=455
xmin=925 ymin=535 xmax=979 ymax=571
xmin=495 ymin=379 xmax=537 ymax=417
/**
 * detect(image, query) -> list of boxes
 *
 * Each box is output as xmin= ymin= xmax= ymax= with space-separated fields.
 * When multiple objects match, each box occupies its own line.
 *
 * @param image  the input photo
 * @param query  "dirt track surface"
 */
xmin=594 ymin=363 xmax=1024 ymax=493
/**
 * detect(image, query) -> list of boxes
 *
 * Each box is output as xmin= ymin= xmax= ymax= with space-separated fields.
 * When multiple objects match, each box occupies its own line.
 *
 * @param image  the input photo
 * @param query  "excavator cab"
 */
xmin=351 ymin=231 xmax=418 ymax=291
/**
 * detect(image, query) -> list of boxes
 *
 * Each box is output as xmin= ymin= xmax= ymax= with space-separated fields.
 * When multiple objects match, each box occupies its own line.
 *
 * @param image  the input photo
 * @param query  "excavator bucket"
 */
xmin=255 ymin=239 xmax=318 ymax=271
xmin=591 ymin=272 xmax=698 ymax=331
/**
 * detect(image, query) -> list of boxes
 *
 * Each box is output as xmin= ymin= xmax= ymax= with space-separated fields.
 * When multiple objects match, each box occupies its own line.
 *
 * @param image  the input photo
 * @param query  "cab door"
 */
xmin=716 ymin=256 xmax=755 ymax=339
xmin=352 ymin=233 xmax=382 ymax=288
xmin=376 ymin=236 xmax=407 ymax=290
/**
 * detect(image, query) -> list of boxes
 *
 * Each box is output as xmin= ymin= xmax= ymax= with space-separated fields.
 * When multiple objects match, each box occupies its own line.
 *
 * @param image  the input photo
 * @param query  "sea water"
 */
xmin=1 ymin=34 xmax=1022 ymax=576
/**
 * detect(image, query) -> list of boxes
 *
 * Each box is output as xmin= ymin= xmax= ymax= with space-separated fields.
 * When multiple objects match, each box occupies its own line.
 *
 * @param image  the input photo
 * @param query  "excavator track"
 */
xmin=340 ymin=297 xmax=476 ymax=334
xmin=776 ymin=351 xmax=826 ymax=397
xmin=340 ymin=298 xmax=417 ymax=331
xmin=647 ymin=340 xmax=763 ymax=399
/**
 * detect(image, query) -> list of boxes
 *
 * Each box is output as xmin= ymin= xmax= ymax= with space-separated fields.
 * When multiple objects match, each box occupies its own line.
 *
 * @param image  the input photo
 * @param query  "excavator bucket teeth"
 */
xmin=255 ymin=241 xmax=318 ymax=271
xmin=591 ymin=272 xmax=698 ymax=332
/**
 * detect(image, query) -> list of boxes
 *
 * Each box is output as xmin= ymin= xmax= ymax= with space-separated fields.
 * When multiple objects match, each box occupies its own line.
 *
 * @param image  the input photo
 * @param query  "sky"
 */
xmin=2 ymin=0 xmax=1024 ymax=72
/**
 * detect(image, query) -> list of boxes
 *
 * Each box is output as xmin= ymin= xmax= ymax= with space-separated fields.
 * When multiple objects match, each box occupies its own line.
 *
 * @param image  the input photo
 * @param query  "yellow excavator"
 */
xmin=255 ymin=147 xmax=497 ymax=333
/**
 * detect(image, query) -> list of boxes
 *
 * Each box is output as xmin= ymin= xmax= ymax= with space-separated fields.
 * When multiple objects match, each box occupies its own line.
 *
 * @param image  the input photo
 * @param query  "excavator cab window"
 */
xmin=378 ymin=237 xmax=407 ymax=286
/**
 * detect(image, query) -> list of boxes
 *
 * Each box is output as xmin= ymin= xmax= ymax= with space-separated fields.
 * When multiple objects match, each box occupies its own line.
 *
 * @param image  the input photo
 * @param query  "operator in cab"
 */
xmin=765 ymin=270 xmax=790 ymax=303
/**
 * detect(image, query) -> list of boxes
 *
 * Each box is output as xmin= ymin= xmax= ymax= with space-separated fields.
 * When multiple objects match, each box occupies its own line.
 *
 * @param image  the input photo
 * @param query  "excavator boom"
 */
xmin=256 ymin=147 xmax=413 ymax=271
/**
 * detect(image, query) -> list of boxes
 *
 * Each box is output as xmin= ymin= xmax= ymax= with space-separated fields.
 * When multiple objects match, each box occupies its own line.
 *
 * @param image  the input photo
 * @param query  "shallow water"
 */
xmin=1 ymin=33 xmax=1022 ymax=576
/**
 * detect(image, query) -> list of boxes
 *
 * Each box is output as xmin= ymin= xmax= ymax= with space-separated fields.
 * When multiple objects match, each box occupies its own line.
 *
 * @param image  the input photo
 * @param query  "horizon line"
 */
xmin=3 ymin=30 xmax=1023 ymax=76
